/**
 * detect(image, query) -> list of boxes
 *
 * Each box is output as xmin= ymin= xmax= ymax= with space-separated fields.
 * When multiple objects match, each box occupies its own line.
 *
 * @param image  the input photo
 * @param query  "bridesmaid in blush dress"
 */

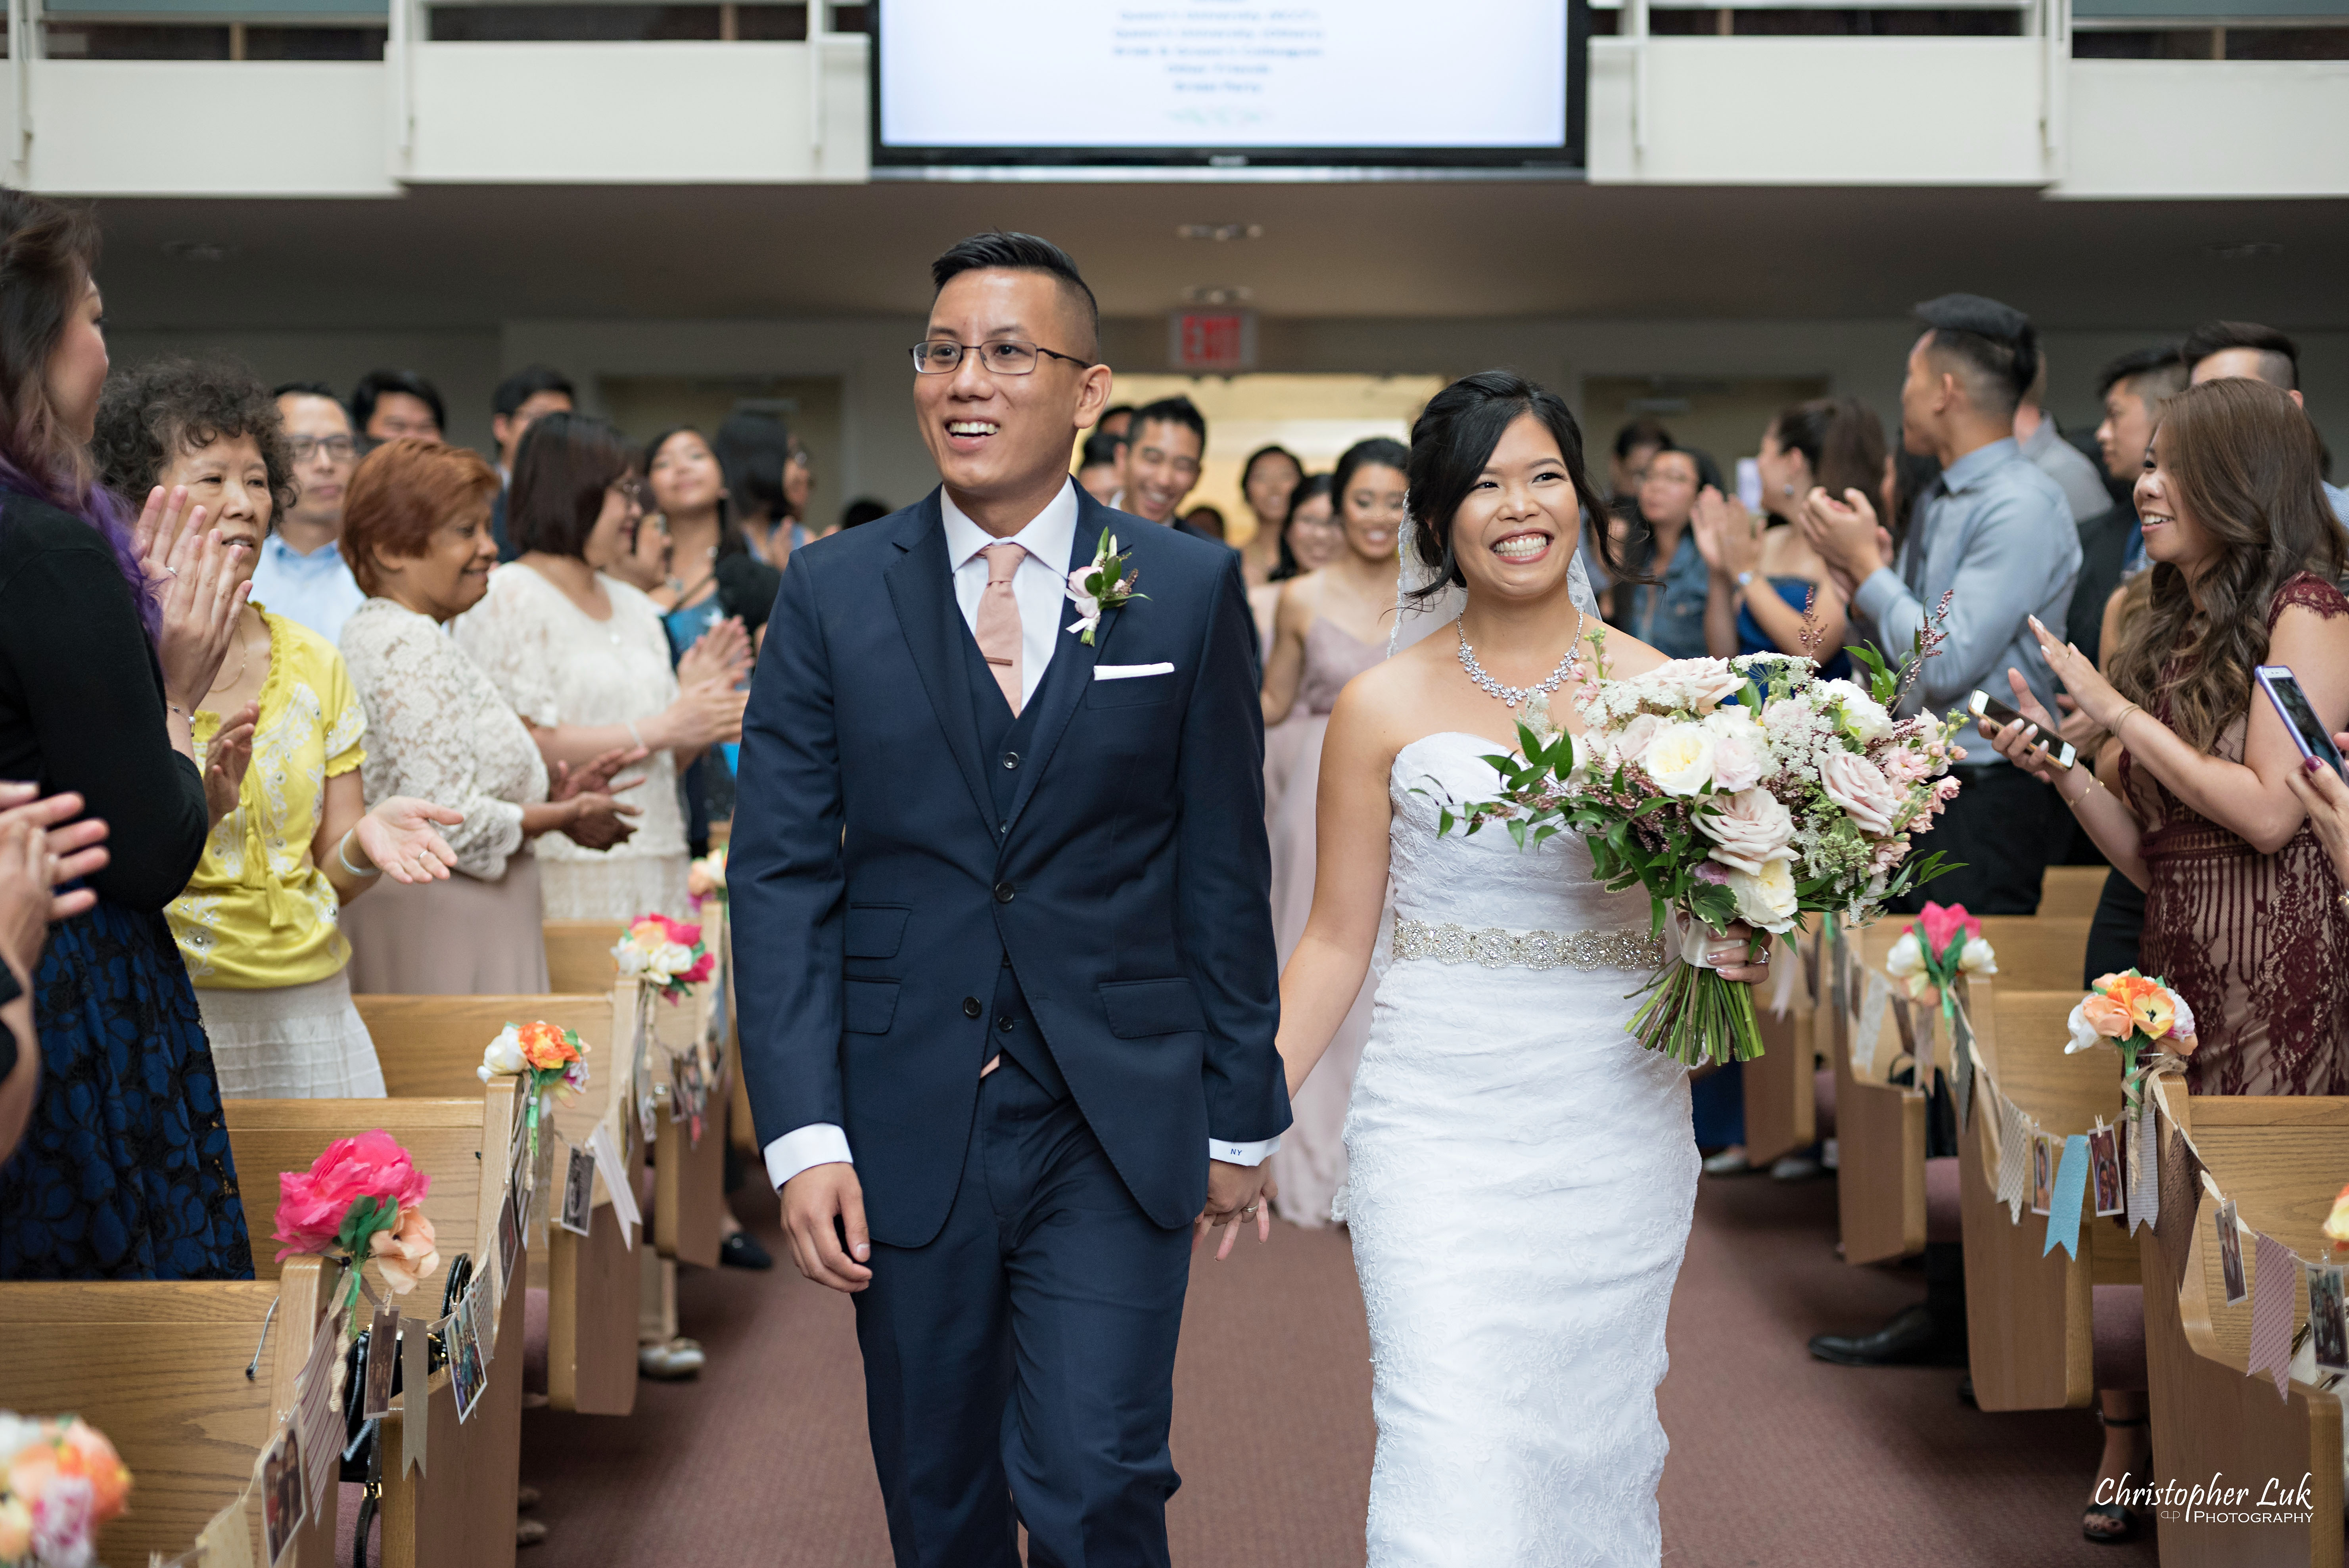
xmin=1258 ymin=440 xmax=1414 ymax=1227
xmin=1252 ymin=474 xmax=1342 ymax=823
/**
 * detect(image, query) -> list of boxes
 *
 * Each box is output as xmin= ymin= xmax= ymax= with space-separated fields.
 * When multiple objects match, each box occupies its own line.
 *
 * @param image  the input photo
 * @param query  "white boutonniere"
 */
xmin=1064 ymin=529 xmax=1147 ymax=646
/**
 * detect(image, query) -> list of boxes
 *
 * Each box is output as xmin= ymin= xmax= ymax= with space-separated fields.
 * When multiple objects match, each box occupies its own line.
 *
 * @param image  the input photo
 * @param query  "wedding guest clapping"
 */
xmin=93 ymin=358 xmax=463 ymax=1100
xmin=337 ymin=439 xmax=644 ymax=995
xmin=1621 ymin=446 xmax=1722 ymax=661
xmin=0 ymin=190 xmax=257 ymax=1280
xmin=1983 ymin=376 xmax=2349 ymax=1099
xmin=456 ymin=412 xmax=746 ymax=920
xmin=0 ymin=787 xmax=110 ymax=1166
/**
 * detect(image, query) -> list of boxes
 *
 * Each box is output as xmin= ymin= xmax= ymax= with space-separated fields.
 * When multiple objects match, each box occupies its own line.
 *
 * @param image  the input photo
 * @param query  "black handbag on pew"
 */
xmin=338 ymin=1252 xmax=471 ymax=1568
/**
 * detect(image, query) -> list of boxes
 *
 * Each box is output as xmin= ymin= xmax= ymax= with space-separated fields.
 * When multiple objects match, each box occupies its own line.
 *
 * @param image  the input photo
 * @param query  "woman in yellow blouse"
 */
xmin=94 ymin=361 xmax=461 ymax=1097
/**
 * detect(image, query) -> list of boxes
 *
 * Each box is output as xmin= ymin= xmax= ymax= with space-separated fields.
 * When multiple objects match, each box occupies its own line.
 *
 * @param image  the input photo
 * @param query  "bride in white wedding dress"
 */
xmin=1275 ymin=373 xmax=1771 ymax=1568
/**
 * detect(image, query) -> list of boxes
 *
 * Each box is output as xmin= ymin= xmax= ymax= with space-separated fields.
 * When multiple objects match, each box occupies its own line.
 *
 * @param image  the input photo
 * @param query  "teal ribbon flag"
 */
xmin=2044 ymin=1133 xmax=2091 ymax=1258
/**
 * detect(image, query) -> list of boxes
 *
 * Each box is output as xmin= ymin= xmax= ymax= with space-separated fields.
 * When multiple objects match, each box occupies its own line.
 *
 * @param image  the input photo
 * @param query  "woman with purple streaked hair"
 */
xmin=0 ymin=184 xmax=258 ymax=1280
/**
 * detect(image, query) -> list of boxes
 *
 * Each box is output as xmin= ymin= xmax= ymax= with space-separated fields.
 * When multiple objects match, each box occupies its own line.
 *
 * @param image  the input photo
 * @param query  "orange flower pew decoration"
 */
xmin=0 ymin=1414 xmax=132 ymax=1568
xmin=479 ymin=1019 xmax=591 ymax=1157
xmin=2065 ymin=968 xmax=2198 ymax=1116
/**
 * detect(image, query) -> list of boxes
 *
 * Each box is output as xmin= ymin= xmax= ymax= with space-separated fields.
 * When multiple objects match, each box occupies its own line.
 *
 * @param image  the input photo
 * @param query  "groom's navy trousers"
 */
xmin=729 ymin=488 xmax=1290 ymax=1568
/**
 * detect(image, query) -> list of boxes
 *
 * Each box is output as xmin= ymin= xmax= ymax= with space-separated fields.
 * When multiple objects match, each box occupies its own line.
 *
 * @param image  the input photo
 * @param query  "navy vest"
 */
xmin=961 ymin=627 xmax=1071 ymax=1099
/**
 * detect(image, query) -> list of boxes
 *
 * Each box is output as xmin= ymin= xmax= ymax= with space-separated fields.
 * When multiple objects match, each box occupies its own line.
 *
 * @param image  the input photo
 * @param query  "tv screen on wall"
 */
xmin=871 ymin=1 xmax=1588 ymax=174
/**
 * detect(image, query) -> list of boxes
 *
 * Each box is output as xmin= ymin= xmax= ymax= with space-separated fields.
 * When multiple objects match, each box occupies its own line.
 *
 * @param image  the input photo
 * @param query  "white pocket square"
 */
xmin=1094 ymin=662 xmax=1174 ymax=681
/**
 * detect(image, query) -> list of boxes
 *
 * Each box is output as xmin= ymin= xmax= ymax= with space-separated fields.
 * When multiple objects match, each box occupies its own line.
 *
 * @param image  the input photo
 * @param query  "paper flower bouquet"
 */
xmin=686 ymin=847 xmax=727 ymax=904
xmin=2065 ymin=969 xmax=2199 ymax=1114
xmin=612 ymin=913 xmax=712 ymax=1003
xmin=0 ymin=1415 xmax=130 ymax=1568
xmin=1429 ymin=637 xmax=1964 ymax=1067
xmin=1887 ymin=901 xmax=1998 ymax=1019
xmin=273 ymin=1130 xmax=439 ymax=1309
xmin=480 ymin=1020 xmax=591 ymax=1156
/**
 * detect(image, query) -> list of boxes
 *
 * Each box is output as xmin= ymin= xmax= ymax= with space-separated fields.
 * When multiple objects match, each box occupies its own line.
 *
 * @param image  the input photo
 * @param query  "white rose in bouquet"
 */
xmin=1695 ymin=787 xmax=1795 ymax=876
xmin=614 ymin=942 xmax=649 ymax=978
xmin=655 ymin=942 xmax=696 ymax=978
xmin=1702 ymin=708 xmax=1768 ymax=792
xmin=1728 ymin=857 xmax=1799 ymax=932
xmin=1647 ymin=657 xmax=1747 ymax=709
xmin=1643 ymin=722 xmax=1716 ymax=797
xmin=1608 ymin=712 xmax=1662 ymax=772
xmin=1819 ymin=679 xmax=1895 ymax=744
xmin=1819 ymin=749 xmax=1902 ymax=835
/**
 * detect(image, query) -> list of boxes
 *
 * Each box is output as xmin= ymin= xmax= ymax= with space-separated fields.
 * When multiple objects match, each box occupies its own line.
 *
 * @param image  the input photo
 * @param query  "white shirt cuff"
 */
xmin=764 ymin=1123 xmax=855 ymax=1190
xmin=1210 ymin=1135 xmax=1281 ymax=1167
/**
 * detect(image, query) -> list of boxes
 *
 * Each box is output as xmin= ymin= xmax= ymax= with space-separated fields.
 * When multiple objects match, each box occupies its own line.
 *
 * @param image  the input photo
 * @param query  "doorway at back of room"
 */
xmin=1096 ymin=374 xmax=1447 ymax=544
xmin=600 ymin=375 xmax=847 ymax=530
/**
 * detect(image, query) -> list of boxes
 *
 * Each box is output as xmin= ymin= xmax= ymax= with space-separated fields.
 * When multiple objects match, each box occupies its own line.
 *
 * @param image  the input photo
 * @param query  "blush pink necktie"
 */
xmin=976 ymin=541 xmax=1026 ymax=715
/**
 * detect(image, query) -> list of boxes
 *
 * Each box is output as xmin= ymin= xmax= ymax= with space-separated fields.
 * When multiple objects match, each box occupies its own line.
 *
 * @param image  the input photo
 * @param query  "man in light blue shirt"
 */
xmin=253 ymin=383 xmax=366 ymax=645
xmin=1804 ymin=293 xmax=2079 ymax=917
xmin=2184 ymin=320 xmax=2349 ymax=528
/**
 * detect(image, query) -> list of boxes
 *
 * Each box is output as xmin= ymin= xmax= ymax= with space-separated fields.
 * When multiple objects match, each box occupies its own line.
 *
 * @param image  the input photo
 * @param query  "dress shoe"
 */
xmin=720 ymin=1231 xmax=774 ymax=1270
xmin=1807 ymin=1304 xmax=1966 ymax=1367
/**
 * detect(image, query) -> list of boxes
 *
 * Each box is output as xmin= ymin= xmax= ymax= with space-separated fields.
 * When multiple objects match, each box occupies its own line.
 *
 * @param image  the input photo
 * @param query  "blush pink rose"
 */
xmin=369 ymin=1207 xmax=442 ymax=1295
xmin=1710 ymin=730 xmax=1764 ymax=792
xmin=1819 ymin=749 xmax=1902 ymax=836
xmin=1695 ymin=788 xmax=1796 ymax=876
xmin=1881 ymin=745 xmax=1933 ymax=786
xmin=1612 ymin=712 xmax=1662 ymax=769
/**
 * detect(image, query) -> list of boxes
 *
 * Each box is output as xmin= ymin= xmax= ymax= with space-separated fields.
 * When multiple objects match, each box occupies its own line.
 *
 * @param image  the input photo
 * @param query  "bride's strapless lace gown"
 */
xmin=1346 ymin=732 xmax=1698 ymax=1567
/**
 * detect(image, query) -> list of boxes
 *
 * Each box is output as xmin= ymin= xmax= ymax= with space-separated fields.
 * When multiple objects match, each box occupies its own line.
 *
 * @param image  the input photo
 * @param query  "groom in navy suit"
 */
xmin=730 ymin=232 xmax=1291 ymax=1567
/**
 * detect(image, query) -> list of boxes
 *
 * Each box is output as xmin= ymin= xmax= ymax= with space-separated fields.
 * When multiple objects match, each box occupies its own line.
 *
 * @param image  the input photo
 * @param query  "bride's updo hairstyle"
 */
xmin=1404 ymin=370 xmax=1624 ymax=604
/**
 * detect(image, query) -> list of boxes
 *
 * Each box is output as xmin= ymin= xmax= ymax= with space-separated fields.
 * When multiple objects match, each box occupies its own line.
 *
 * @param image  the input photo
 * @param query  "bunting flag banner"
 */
xmin=2044 ymin=1133 xmax=2090 ymax=1258
xmin=1950 ymin=1004 xmax=1976 ymax=1130
xmin=1854 ymin=972 xmax=1891 ymax=1080
xmin=196 ymin=1493 xmax=257 ymax=1568
xmin=2248 ymin=1231 xmax=2300 ymax=1398
xmin=402 ymin=1316 xmax=430 ymax=1476
xmin=1994 ymin=1091 xmax=2031 ymax=1222
xmin=2127 ymin=1098 xmax=2159 ymax=1236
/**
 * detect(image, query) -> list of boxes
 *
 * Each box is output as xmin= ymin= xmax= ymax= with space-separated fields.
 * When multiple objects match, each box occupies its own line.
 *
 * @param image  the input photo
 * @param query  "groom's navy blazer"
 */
xmin=731 ymin=486 xmax=1291 ymax=1246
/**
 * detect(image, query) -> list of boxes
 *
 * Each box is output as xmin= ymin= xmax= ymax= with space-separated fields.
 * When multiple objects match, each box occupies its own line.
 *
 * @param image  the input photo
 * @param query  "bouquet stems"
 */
xmin=1629 ymin=958 xmax=1766 ymax=1068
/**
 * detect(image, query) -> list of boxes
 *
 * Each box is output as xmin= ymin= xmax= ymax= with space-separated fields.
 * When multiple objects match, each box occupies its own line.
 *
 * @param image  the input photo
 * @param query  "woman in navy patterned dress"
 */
xmin=0 ymin=188 xmax=253 ymax=1279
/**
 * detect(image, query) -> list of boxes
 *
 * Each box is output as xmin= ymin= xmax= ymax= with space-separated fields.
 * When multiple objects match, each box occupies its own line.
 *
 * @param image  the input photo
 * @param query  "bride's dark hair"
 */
xmin=1405 ymin=370 xmax=1628 ymax=604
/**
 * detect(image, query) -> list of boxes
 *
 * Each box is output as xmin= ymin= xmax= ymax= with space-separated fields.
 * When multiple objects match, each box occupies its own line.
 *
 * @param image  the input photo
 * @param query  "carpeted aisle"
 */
xmin=520 ymin=1174 xmax=2155 ymax=1566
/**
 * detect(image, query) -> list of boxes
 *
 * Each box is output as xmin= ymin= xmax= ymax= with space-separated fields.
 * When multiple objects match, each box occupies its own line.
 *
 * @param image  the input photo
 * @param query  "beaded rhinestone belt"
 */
xmin=1391 ymin=917 xmax=1667 ymax=974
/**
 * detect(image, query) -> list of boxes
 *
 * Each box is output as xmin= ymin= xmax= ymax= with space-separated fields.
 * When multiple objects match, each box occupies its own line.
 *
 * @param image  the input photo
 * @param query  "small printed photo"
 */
xmin=261 ymin=1428 xmax=305 ymax=1566
xmin=449 ymin=1297 xmax=488 ymax=1423
xmin=362 ymin=1304 xmax=399 ymax=1420
xmin=2216 ymin=1199 xmax=2248 ymax=1305
xmin=2310 ymin=1265 xmax=2349 ymax=1375
xmin=2031 ymin=1133 xmax=2054 ymax=1216
xmin=2088 ymin=1126 xmax=2124 ymax=1218
xmin=559 ymin=1142 xmax=596 ymax=1238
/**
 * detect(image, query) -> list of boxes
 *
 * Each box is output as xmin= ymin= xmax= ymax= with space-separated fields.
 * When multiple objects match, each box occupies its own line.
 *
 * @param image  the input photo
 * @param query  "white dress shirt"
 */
xmin=763 ymin=481 xmax=1279 ymax=1191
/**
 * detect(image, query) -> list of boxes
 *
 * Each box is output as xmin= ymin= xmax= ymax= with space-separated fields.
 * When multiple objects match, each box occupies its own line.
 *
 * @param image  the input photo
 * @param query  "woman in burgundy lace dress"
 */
xmin=1979 ymin=376 xmax=2349 ymax=1541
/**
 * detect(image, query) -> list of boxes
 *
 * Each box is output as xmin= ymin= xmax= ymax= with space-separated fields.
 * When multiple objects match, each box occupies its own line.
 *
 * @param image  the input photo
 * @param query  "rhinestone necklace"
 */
xmin=1456 ymin=608 xmax=1584 ymax=709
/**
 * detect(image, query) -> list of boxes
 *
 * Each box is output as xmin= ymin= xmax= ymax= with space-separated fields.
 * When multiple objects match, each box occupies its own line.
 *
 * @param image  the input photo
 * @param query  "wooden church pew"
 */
xmin=1972 ymin=915 xmax=2093 ymax=994
xmin=2036 ymin=864 xmax=2111 ymax=921
xmin=2139 ymin=1080 xmax=2347 ymax=1568
xmin=542 ymin=919 xmax=623 ymax=999
xmin=226 ymin=1086 xmax=524 ymax=1568
xmin=640 ymin=899 xmax=731 ymax=1272
xmin=1830 ymin=919 xmax=1929 ymax=1265
xmin=1957 ymin=985 xmax=2139 ymax=1411
xmin=1740 ymin=932 xmax=1818 ymax=1167
xmin=0 ymin=1256 xmax=338 ymax=1567
xmin=353 ymin=989 xmax=641 ymax=1418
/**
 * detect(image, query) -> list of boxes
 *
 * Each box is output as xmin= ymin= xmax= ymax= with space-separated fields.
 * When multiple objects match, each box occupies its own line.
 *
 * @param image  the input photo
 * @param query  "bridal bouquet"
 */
xmin=1887 ymin=901 xmax=1998 ymax=1020
xmin=273 ymin=1131 xmax=439 ymax=1309
xmin=1432 ymin=636 xmax=1964 ymax=1066
xmin=2065 ymin=969 xmax=2199 ymax=1116
xmin=612 ymin=913 xmax=713 ymax=1003
xmin=480 ymin=1020 xmax=592 ymax=1158
xmin=0 ymin=1414 xmax=131 ymax=1568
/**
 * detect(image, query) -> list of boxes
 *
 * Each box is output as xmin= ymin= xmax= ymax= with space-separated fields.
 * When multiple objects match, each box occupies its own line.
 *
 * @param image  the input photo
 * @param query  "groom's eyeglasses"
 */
xmin=912 ymin=339 xmax=1093 ymax=376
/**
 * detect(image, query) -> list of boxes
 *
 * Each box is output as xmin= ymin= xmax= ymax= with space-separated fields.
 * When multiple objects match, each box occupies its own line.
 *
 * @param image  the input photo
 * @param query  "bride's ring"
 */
xmin=1240 ymin=1205 xmax=1258 ymax=1219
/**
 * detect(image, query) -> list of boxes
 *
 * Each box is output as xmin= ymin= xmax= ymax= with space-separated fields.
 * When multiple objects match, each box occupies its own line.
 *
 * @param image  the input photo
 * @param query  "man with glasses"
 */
xmin=1113 ymin=395 xmax=1215 ymax=538
xmin=734 ymin=231 xmax=1285 ymax=1568
xmin=253 ymin=381 xmax=366 ymax=644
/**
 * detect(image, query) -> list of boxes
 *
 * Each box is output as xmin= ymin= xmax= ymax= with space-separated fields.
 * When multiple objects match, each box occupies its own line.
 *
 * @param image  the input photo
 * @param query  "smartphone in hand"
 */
xmin=2255 ymin=665 xmax=2345 ymax=777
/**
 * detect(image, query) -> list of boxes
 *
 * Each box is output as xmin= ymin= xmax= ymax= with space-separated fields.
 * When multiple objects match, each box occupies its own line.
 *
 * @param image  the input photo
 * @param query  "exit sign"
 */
xmin=1170 ymin=309 xmax=1257 ymax=373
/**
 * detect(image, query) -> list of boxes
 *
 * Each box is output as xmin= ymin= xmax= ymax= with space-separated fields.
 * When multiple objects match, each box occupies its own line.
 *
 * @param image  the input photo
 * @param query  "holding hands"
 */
xmin=1195 ymin=1160 xmax=1275 ymax=1261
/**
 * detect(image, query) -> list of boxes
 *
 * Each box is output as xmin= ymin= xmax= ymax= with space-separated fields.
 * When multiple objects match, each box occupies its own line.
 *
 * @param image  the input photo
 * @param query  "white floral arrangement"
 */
xmin=1430 ymin=633 xmax=1967 ymax=1065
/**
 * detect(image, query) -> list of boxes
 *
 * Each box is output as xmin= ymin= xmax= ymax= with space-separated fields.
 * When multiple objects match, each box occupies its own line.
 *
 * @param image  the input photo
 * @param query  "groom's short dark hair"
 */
xmin=930 ymin=231 xmax=1101 ymax=364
